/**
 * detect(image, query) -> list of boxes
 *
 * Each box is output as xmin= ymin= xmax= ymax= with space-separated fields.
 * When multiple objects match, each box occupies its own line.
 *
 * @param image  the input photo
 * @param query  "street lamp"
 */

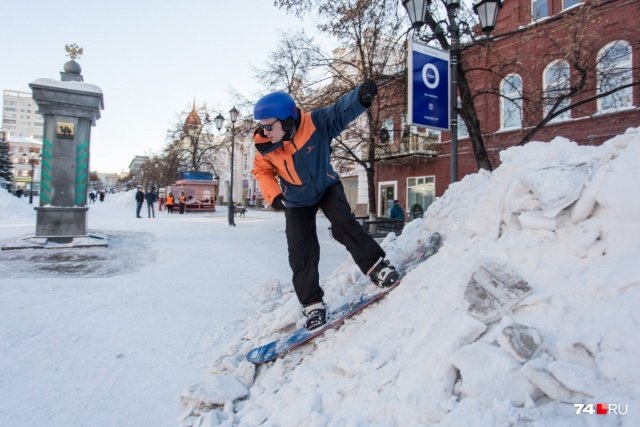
xmin=402 ymin=0 xmax=501 ymax=184
xmin=403 ymin=0 xmax=430 ymax=28
xmin=473 ymin=0 xmax=503 ymax=35
xmin=22 ymin=150 xmax=39 ymax=204
xmin=215 ymin=107 xmax=240 ymax=226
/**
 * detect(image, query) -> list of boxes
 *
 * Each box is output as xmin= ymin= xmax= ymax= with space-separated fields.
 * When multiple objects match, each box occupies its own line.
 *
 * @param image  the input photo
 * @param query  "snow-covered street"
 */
xmin=0 ymin=194 xmax=347 ymax=426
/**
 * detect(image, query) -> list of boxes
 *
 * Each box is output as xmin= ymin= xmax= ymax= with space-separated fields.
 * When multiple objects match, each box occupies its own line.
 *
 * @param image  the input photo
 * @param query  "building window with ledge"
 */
xmin=382 ymin=117 xmax=394 ymax=145
xmin=532 ymin=0 xmax=549 ymax=21
xmin=543 ymin=60 xmax=571 ymax=122
xmin=407 ymin=176 xmax=435 ymax=220
xmin=563 ymin=0 xmax=583 ymax=10
xmin=500 ymin=74 xmax=523 ymax=130
xmin=456 ymin=98 xmax=468 ymax=138
xmin=597 ymin=40 xmax=633 ymax=113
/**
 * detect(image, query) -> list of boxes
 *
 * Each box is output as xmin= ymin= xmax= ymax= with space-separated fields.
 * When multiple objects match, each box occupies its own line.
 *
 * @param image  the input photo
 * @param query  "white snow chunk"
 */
xmin=450 ymin=342 xmax=541 ymax=406
xmin=182 ymin=375 xmax=248 ymax=406
xmin=547 ymin=360 xmax=601 ymax=397
xmin=521 ymin=358 xmax=573 ymax=401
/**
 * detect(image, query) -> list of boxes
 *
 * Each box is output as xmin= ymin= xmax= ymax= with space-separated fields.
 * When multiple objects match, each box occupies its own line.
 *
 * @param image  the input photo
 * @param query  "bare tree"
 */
xmin=165 ymin=103 xmax=226 ymax=176
xmin=396 ymin=0 xmax=638 ymax=172
xmin=264 ymin=0 xmax=409 ymax=218
xmin=503 ymin=2 xmax=639 ymax=146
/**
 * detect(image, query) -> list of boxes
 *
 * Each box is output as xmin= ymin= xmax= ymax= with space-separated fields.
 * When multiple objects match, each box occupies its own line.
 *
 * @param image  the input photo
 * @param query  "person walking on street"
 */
xmin=389 ymin=200 xmax=405 ymax=221
xmin=135 ymin=187 xmax=144 ymax=218
xmin=145 ymin=187 xmax=157 ymax=218
xmin=166 ymin=192 xmax=175 ymax=213
xmin=178 ymin=192 xmax=186 ymax=214
xmin=252 ymin=80 xmax=399 ymax=332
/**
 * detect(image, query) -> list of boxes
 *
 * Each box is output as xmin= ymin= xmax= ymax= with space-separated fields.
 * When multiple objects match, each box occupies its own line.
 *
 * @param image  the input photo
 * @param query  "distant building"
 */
xmin=128 ymin=155 xmax=149 ymax=182
xmin=2 ymin=90 xmax=44 ymax=141
xmin=369 ymin=0 xmax=639 ymax=218
xmin=96 ymin=172 xmax=120 ymax=189
xmin=4 ymin=132 xmax=42 ymax=193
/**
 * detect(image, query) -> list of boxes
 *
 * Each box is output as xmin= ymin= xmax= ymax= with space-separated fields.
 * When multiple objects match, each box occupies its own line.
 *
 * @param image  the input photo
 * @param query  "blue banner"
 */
xmin=408 ymin=40 xmax=450 ymax=131
xmin=180 ymin=171 xmax=213 ymax=181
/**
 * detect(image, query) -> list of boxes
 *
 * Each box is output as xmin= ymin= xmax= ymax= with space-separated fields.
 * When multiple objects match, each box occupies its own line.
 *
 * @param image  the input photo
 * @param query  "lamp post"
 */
xmin=445 ymin=0 xmax=461 ymax=184
xmin=22 ymin=150 xmax=39 ymax=204
xmin=402 ymin=0 xmax=502 ymax=184
xmin=215 ymin=107 xmax=240 ymax=226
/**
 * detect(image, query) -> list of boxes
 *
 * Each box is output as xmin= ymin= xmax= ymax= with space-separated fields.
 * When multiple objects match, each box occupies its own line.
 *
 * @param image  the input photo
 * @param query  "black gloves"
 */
xmin=358 ymin=79 xmax=378 ymax=108
xmin=271 ymin=194 xmax=286 ymax=211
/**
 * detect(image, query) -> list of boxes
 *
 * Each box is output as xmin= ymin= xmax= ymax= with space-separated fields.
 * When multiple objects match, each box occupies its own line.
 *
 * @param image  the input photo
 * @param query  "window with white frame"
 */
xmin=456 ymin=97 xmax=468 ymax=138
xmin=543 ymin=60 xmax=571 ymax=122
xmin=382 ymin=117 xmax=394 ymax=144
xmin=500 ymin=74 xmax=523 ymax=129
xmin=597 ymin=40 xmax=633 ymax=113
xmin=532 ymin=0 xmax=549 ymax=21
xmin=407 ymin=176 xmax=435 ymax=219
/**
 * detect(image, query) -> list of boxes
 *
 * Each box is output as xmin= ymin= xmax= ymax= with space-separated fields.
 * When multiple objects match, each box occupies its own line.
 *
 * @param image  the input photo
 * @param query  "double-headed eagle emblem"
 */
xmin=65 ymin=43 xmax=83 ymax=60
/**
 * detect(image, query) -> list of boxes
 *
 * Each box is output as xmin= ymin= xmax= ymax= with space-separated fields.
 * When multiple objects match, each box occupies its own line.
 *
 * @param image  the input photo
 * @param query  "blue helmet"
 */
xmin=253 ymin=92 xmax=298 ymax=121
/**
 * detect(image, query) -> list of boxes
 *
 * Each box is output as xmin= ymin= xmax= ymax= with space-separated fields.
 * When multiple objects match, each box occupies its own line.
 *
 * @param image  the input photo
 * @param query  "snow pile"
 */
xmin=0 ymin=190 xmax=36 ymax=221
xmin=181 ymin=128 xmax=640 ymax=426
xmin=96 ymin=189 xmax=137 ymax=208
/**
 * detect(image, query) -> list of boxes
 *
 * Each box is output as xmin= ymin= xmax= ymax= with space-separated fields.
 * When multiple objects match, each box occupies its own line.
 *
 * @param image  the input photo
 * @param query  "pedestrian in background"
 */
xmin=146 ymin=187 xmax=157 ymax=218
xmin=166 ymin=192 xmax=175 ymax=213
xmin=135 ymin=187 xmax=144 ymax=218
xmin=389 ymin=200 xmax=405 ymax=220
xmin=178 ymin=192 xmax=186 ymax=214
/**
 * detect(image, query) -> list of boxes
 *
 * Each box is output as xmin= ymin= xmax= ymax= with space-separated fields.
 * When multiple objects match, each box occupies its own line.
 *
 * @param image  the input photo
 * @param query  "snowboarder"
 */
xmin=252 ymin=80 xmax=399 ymax=332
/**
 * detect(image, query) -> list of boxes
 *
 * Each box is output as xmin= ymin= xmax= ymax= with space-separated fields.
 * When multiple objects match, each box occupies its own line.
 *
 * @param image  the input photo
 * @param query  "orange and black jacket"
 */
xmin=252 ymin=87 xmax=366 ymax=208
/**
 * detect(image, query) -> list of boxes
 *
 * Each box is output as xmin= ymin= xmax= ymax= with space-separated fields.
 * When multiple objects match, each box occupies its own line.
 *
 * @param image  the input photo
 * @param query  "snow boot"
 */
xmin=303 ymin=302 xmax=327 ymax=331
xmin=368 ymin=258 xmax=400 ymax=288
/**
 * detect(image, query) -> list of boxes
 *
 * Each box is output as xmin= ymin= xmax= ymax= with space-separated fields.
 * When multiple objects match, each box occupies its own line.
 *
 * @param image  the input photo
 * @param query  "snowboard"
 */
xmin=246 ymin=232 xmax=442 ymax=364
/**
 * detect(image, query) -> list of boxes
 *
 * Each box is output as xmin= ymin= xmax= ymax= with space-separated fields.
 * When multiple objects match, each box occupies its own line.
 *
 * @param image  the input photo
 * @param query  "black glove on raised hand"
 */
xmin=358 ymin=79 xmax=378 ymax=108
xmin=271 ymin=194 xmax=286 ymax=211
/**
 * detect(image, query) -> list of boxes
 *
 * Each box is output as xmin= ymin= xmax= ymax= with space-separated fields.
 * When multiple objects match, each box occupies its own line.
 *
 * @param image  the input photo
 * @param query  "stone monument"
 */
xmin=2 ymin=44 xmax=106 ymax=249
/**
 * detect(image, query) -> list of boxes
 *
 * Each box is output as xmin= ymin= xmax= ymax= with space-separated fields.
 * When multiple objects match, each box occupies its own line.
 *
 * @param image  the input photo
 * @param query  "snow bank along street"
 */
xmin=1 ymin=129 xmax=638 ymax=426
xmin=180 ymin=128 xmax=640 ymax=427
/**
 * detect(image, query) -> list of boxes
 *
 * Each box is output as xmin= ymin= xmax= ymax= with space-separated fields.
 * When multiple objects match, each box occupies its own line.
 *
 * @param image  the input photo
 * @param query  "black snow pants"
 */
xmin=284 ymin=182 xmax=385 ymax=306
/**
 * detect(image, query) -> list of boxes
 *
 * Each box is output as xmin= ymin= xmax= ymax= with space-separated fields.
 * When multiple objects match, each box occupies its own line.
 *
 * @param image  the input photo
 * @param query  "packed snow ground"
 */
xmin=1 ymin=128 xmax=639 ymax=427
xmin=0 ymin=190 xmax=348 ymax=426
xmin=180 ymin=128 xmax=640 ymax=427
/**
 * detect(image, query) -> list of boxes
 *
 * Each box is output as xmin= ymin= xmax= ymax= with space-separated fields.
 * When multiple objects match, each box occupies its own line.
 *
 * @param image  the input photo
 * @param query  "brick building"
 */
xmin=371 ymin=0 xmax=638 ymax=219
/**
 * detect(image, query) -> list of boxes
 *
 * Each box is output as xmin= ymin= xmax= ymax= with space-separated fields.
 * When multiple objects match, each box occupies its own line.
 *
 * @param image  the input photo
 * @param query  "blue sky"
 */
xmin=2 ymin=0 xmax=314 ymax=172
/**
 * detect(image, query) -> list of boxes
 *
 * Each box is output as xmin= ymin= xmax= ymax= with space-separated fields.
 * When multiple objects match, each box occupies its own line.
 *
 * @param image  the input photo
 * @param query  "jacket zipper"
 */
xmin=283 ymin=160 xmax=297 ymax=183
xmin=282 ymin=142 xmax=300 ymax=185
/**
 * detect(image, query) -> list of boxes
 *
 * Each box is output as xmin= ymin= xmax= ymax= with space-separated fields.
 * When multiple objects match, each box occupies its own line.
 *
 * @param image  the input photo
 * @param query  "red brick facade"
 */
xmin=371 ymin=0 xmax=638 ymax=217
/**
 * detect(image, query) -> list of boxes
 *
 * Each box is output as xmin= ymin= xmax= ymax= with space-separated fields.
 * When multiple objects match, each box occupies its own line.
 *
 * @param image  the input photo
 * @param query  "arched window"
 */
xmin=532 ymin=0 xmax=549 ymax=21
xmin=382 ymin=117 xmax=394 ymax=144
xmin=500 ymin=74 xmax=523 ymax=129
xmin=563 ymin=0 xmax=584 ymax=10
xmin=456 ymin=97 xmax=468 ymax=138
xmin=543 ymin=60 xmax=571 ymax=122
xmin=597 ymin=40 xmax=633 ymax=112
